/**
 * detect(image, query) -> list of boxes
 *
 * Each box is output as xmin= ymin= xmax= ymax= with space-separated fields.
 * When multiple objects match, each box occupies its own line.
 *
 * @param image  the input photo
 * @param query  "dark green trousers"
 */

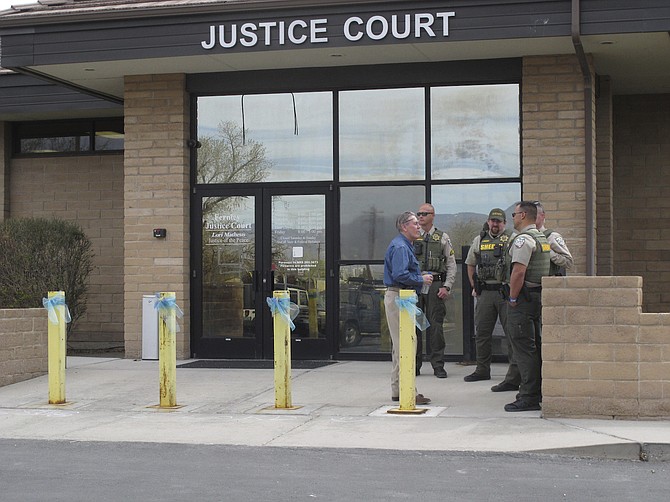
xmin=473 ymin=288 xmax=510 ymax=376
xmin=504 ymin=290 xmax=542 ymax=404
xmin=416 ymin=281 xmax=447 ymax=370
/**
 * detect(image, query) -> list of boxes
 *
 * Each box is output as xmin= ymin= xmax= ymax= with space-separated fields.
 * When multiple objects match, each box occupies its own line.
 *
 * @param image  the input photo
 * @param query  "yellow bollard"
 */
xmin=158 ymin=292 xmax=178 ymax=408
xmin=388 ymin=289 xmax=427 ymax=415
xmin=272 ymin=290 xmax=299 ymax=409
xmin=47 ymin=291 xmax=67 ymax=405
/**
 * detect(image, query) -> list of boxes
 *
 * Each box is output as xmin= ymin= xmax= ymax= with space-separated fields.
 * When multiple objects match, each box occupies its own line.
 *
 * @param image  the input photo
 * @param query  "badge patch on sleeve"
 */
xmin=556 ymin=236 xmax=565 ymax=246
xmin=514 ymin=237 xmax=526 ymax=248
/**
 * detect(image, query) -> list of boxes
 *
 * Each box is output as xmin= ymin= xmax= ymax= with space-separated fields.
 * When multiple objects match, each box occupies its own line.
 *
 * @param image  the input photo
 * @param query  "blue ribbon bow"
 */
xmin=42 ymin=293 xmax=72 ymax=325
xmin=154 ymin=294 xmax=184 ymax=335
xmin=395 ymin=295 xmax=430 ymax=331
xmin=266 ymin=296 xmax=299 ymax=331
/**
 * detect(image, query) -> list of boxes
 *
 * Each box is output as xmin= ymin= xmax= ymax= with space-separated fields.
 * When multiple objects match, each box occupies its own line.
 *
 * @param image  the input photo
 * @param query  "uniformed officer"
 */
xmin=463 ymin=208 xmax=514 ymax=382
xmin=534 ymin=201 xmax=574 ymax=276
xmin=502 ymin=201 xmax=550 ymax=412
xmin=414 ymin=203 xmax=457 ymax=378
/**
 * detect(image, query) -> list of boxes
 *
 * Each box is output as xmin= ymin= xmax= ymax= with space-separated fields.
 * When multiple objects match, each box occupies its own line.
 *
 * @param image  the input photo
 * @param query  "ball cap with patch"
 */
xmin=488 ymin=208 xmax=506 ymax=221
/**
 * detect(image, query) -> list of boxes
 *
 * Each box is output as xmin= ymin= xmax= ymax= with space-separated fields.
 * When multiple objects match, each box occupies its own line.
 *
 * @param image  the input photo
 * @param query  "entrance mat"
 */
xmin=177 ymin=360 xmax=337 ymax=370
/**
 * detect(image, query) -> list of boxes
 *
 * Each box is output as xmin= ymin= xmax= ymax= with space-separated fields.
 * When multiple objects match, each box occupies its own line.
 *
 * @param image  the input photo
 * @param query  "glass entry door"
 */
xmin=194 ymin=187 xmax=331 ymax=359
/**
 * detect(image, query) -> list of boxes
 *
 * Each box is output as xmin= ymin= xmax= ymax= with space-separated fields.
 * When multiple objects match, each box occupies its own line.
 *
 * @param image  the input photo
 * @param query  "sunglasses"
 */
xmin=416 ymin=212 xmax=433 ymax=217
xmin=511 ymin=211 xmax=527 ymax=218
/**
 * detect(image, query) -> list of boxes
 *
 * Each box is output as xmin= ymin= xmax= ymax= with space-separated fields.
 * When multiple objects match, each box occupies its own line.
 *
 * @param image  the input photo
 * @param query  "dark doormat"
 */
xmin=177 ymin=360 xmax=337 ymax=370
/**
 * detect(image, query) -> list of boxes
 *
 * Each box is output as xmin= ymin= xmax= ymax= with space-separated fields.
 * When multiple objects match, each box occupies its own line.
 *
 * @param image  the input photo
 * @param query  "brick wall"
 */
xmin=522 ymin=55 xmax=596 ymax=275
xmin=8 ymin=154 xmax=124 ymax=350
xmin=613 ymin=94 xmax=670 ymax=312
xmin=0 ymin=308 xmax=47 ymax=387
xmin=542 ymin=276 xmax=670 ymax=419
xmin=123 ymin=74 xmax=190 ymax=359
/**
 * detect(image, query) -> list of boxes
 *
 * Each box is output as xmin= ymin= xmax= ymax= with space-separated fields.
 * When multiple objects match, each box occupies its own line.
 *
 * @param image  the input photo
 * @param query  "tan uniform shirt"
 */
xmin=538 ymin=225 xmax=573 ymax=270
xmin=509 ymin=224 xmax=539 ymax=268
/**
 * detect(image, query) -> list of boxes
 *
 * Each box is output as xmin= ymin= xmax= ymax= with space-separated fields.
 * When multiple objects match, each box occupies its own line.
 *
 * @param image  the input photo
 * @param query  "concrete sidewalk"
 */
xmin=0 ymin=357 xmax=668 ymax=461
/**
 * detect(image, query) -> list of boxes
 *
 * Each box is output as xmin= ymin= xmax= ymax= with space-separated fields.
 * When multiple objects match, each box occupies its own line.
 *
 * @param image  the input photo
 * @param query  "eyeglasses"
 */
xmin=511 ymin=211 xmax=526 ymax=218
xmin=416 ymin=212 xmax=434 ymax=217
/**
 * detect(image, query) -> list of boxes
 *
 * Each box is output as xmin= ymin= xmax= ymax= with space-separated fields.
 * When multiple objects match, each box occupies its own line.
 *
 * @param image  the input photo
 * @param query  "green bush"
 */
xmin=0 ymin=218 xmax=94 ymax=331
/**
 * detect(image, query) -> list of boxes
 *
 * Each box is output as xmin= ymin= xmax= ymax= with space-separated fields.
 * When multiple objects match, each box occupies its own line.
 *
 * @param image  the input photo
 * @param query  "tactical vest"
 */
xmin=505 ymin=228 xmax=551 ymax=283
xmin=414 ymin=229 xmax=448 ymax=273
xmin=543 ymin=228 xmax=567 ymax=276
xmin=476 ymin=229 xmax=511 ymax=283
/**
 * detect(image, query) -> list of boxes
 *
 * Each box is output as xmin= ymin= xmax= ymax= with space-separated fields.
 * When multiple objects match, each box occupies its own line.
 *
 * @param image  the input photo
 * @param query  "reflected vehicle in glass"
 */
xmin=320 ymin=281 xmax=384 ymax=347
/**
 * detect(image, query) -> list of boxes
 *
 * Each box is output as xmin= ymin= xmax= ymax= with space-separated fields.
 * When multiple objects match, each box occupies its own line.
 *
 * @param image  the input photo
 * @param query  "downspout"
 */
xmin=571 ymin=0 xmax=595 ymax=275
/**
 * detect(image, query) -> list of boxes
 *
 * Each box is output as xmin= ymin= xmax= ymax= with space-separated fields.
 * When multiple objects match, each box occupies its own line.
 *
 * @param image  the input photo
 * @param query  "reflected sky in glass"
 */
xmin=340 ymin=185 xmax=425 ymax=260
xmin=198 ymin=93 xmax=333 ymax=182
xmin=339 ymin=88 xmax=425 ymax=181
xmin=431 ymin=84 xmax=520 ymax=180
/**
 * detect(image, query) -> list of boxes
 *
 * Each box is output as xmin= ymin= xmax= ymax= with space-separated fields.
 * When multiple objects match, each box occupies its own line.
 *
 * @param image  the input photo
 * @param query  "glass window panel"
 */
xmin=201 ymin=195 xmax=255 ymax=338
xmin=197 ymin=93 xmax=333 ymax=183
xmin=430 ymin=182 xmax=521 ymax=259
xmin=431 ymin=84 xmax=520 ymax=179
xmin=339 ymin=88 xmax=425 ymax=181
xmin=338 ymin=264 xmax=389 ymax=353
xmin=271 ymin=194 xmax=326 ymax=339
xmin=17 ymin=121 xmax=91 ymax=154
xmin=95 ymin=118 xmax=124 ymax=151
xmin=340 ymin=185 xmax=425 ymax=261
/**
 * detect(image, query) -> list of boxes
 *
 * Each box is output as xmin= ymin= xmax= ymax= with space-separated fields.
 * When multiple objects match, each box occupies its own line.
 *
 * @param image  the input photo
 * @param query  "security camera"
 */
xmin=186 ymin=139 xmax=201 ymax=148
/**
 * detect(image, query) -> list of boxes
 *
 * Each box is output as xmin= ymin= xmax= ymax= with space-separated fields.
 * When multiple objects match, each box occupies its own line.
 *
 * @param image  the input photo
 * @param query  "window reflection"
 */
xmin=338 ymin=265 xmax=389 ymax=353
xmin=340 ymin=185 xmax=425 ymax=260
xmin=431 ymin=84 xmax=520 ymax=179
xmin=430 ymin=183 xmax=521 ymax=259
xmin=201 ymin=196 xmax=255 ymax=338
xmin=339 ymin=88 xmax=425 ymax=181
xmin=197 ymin=93 xmax=333 ymax=183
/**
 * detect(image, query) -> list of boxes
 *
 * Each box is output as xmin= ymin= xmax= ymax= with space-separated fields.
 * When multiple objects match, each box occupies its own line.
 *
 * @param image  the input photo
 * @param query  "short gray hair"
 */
xmin=396 ymin=211 xmax=416 ymax=231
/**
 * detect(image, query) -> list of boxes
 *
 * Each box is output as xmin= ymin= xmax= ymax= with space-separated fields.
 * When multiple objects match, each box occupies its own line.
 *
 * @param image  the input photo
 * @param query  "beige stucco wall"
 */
xmin=0 ymin=308 xmax=47 ymax=387
xmin=8 ymin=154 xmax=125 ymax=350
xmin=542 ymin=276 xmax=670 ymax=419
xmin=123 ymin=74 xmax=190 ymax=359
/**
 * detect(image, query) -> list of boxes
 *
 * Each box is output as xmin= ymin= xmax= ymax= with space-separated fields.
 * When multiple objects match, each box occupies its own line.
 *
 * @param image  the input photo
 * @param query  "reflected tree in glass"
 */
xmin=198 ymin=121 xmax=271 ymax=218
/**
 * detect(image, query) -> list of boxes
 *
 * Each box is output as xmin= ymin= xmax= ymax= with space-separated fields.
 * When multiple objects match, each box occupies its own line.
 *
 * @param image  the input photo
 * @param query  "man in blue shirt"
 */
xmin=384 ymin=211 xmax=433 ymax=405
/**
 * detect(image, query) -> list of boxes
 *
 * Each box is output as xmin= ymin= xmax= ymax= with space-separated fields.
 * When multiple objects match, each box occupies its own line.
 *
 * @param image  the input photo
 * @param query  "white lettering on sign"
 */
xmin=201 ymin=12 xmax=455 ymax=50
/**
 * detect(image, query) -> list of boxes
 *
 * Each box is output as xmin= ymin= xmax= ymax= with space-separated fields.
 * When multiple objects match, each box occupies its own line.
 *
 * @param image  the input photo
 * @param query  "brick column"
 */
xmin=522 ymin=55 xmax=597 ymax=275
xmin=124 ymin=74 xmax=190 ymax=359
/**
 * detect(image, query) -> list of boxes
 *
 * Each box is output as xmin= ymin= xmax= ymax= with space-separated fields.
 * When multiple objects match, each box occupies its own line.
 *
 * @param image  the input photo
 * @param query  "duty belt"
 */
xmin=428 ymin=272 xmax=446 ymax=282
xmin=481 ymin=283 xmax=502 ymax=291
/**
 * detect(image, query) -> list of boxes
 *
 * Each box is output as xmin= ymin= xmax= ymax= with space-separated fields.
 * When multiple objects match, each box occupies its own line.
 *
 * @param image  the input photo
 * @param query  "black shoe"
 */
xmin=433 ymin=368 xmax=447 ymax=379
xmin=416 ymin=367 xmax=421 ymax=376
xmin=463 ymin=372 xmax=491 ymax=382
xmin=504 ymin=399 xmax=541 ymax=412
xmin=391 ymin=396 xmax=399 ymax=402
xmin=491 ymin=382 xmax=520 ymax=392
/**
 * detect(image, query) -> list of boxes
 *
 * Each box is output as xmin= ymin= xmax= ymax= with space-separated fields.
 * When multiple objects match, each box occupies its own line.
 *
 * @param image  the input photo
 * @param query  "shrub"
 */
xmin=0 ymin=218 xmax=94 ymax=331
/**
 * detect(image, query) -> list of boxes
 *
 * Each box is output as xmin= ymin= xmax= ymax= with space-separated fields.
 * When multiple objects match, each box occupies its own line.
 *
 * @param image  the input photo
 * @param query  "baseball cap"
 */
xmin=488 ymin=208 xmax=506 ymax=221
